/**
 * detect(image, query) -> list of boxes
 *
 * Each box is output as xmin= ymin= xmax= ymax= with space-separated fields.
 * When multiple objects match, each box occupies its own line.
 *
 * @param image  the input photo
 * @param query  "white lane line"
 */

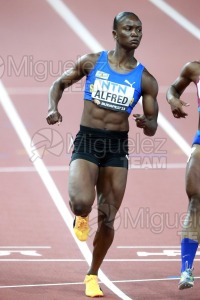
xmin=0 ymin=246 xmax=51 ymax=248
xmin=112 ymin=276 xmax=200 ymax=283
xmin=149 ymin=0 xmax=200 ymax=40
xmin=0 ymin=81 xmax=132 ymax=300
xmin=0 ymin=259 xmax=85 ymax=262
xmin=0 ymin=163 xmax=187 ymax=173
xmin=129 ymin=162 xmax=186 ymax=169
xmin=117 ymin=246 xmax=182 ymax=249
xmin=1 ymin=276 xmax=200 ymax=289
xmin=0 ymin=166 xmax=70 ymax=173
xmin=0 ymin=278 xmax=178 ymax=290
xmin=2 ymin=258 xmax=200 ymax=262
xmin=157 ymin=113 xmax=190 ymax=156
xmin=140 ymin=100 xmax=191 ymax=157
xmin=46 ymin=0 xmax=102 ymax=52
xmin=0 ymin=282 xmax=84 ymax=289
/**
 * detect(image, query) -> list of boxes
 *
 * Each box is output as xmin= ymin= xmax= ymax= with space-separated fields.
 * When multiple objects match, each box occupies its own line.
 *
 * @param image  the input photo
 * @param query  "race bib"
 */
xmin=92 ymin=78 xmax=134 ymax=111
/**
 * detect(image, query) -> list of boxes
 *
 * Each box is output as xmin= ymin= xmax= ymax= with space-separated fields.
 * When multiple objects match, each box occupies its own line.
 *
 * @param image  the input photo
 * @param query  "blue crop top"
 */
xmin=84 ymin=51 xmax=145 ymax=114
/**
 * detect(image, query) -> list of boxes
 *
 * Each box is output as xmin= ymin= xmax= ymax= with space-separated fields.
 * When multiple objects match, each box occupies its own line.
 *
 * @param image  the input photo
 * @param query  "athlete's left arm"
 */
xmin=133 ymin=70 xmax=159 ymax=136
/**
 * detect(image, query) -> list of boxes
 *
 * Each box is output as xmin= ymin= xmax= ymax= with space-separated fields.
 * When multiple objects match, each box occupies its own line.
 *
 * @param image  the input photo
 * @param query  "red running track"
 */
xmin=0 ymin=0 xmax=200 ymax=299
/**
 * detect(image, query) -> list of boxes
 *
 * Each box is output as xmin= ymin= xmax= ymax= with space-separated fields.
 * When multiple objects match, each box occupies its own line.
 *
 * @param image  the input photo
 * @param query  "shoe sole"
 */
xmin=86 ymin=294 xmax=104 ymax=298
xmin=178 ymin=282 xmax=194 ymax=290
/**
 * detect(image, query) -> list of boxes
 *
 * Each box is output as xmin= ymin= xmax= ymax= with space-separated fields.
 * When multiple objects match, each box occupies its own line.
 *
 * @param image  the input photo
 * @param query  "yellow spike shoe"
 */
xmin=73 ymin=216 xmax=89 ymax=241
xmin=84 ymin=275 xmax=104 ymax=297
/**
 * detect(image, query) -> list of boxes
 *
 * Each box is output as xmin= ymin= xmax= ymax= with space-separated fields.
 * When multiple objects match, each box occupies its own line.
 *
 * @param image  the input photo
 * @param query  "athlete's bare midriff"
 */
xmin=80 ymin=100 xmax=130 ymax=131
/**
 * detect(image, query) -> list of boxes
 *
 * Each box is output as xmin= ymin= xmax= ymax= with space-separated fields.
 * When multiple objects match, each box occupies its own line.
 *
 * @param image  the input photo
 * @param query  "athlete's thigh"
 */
xmin=96 ymin=166 xmax=128 ymax=209
xmin=186 ymin=145 xmax=200 ymax=196
xmin=68 ymin=159 xmax=99 ymax=203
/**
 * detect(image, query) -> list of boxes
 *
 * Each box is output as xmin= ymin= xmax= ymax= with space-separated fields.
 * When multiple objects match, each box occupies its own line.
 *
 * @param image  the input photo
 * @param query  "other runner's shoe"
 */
xmin=73 ymin=216 xmax=89 ymax=241
xmin=178 ymin=268 xmax=194 ymax=290
xmin=84 ymin=275 xmax=104 ymax=297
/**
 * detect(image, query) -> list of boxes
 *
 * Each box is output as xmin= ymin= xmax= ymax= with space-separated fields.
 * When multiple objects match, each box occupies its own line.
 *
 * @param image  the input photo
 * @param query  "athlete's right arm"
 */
xmin=46 ymin=53 xmax=99 ymax=125
xmin=166 ymin=62 xmax=194 ymax=119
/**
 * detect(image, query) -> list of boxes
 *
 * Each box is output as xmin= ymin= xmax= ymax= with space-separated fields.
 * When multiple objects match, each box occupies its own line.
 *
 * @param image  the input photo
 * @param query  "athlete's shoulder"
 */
xmin=142 ymin=67 xmax=158 ymax=86
xmin=140 ymin=67 xmax=158 ymax=96
xmin=181 ymin=61 xmax=200 ymax=81
xmin=182 ymin=61 xmax=200 ymax=72
xmin=77 ymin=51 xmax=104 ymax=75
xmin=81 ymin=51 xmax=104 ymax=64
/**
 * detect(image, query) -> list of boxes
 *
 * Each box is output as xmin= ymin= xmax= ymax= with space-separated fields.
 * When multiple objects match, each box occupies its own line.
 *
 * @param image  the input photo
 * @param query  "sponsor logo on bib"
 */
xmin=95 ymin=71 xmax=110 ymax=80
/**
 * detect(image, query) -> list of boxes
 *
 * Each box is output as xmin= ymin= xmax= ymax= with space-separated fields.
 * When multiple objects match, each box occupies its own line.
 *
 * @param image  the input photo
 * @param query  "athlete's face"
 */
xmin=113 ymin=15 xmax=142 ymax=49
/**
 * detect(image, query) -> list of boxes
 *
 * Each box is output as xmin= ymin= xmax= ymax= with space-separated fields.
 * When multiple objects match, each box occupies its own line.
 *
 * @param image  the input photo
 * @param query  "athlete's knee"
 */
xmin=98 ymin=203 xmax=119 ymax=229
xmin=97 ymin=219 xmax=115 ymax=236
xmin=69 ymin=196 xmax=92 ymax=216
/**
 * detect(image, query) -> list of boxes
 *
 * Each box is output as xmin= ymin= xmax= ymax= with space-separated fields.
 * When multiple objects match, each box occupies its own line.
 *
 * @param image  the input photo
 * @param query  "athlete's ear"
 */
xmin=112 ymin=30 xmax=117 ymax=40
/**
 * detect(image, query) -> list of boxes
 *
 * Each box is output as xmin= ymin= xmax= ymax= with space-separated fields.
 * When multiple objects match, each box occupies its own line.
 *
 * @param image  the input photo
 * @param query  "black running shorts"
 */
xmin=70 ymin=125 xmax=129 ymax=169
